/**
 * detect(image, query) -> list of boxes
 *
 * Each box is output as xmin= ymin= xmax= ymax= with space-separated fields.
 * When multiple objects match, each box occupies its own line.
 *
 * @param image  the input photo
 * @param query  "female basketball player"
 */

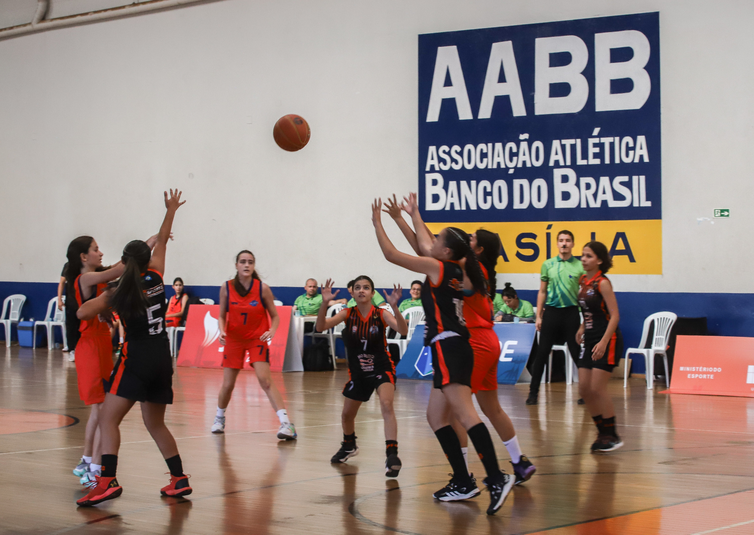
xmin=372 ymin=198 xmax=514 ymax=516
xmin=76 ymin=189 xmax=191 ymax=506
xmin=165 ymin=277 xmax=189 ymax=328
xmin=317 ymin=277 xmax=407 ymax=477
xmin=390 ymin=195 xmax=536 ymax=485
xmin=65 ymin=236 xmax=125 ymax=488
xmin=576 ymin=241 xmax=623 ymax=453
xmin=210 ymin=250 xmax=297 ymax=440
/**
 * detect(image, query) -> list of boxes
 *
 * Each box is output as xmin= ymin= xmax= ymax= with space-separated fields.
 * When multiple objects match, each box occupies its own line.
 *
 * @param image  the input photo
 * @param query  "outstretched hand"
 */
xmin=384 ymin=283 xmax=403 ymax=309
xmin=402 ymin=192 xmax=418 ymax=216
xmin=321 ymin=278 xmax=339 ymax=303
xmin=383 ymin=194 xmax=404 ymax=220
xmin=164 ymin=189 xmax=186 ymax=212
xmin=371 ymin=198 xmax=383 ymax=226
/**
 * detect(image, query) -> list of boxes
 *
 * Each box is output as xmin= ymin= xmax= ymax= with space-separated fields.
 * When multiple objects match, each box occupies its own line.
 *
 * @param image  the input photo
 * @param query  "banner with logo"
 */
xmin=176 ymin=305 xmax=290 ymax=372
xmin=419 ymin=12 xmax=661 ymax=274
xmin=665 ymin=336 xmax=754 ymax=398
xmin=395 ymin=324 xmax=536 ymax=384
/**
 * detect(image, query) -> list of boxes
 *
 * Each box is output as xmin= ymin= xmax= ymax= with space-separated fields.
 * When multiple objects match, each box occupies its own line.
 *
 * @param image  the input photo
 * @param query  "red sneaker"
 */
xmin=76 ymin=476 xmax=123 ymax=507
xmin=160 ymin=474 xmax=192 ymax=497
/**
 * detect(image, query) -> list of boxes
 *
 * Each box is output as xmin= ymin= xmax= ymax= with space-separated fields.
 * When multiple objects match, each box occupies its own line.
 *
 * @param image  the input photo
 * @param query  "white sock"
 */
xmin=504 ymin=436 xmax=522 ymax=464
xmin=277 ymin=409 xmax=290 ymax=425
xmin=90 ymin=463 xmax=101 ymax=473
xmin=216 ymin=407 xmax=226 ymax=418
xmin=83 ymin=456 xmax=92 ymax=464
xmin=461 ymin=447 xmax=469 ymax=475
xmin=119 ymin=337 xmax=124 ymax=344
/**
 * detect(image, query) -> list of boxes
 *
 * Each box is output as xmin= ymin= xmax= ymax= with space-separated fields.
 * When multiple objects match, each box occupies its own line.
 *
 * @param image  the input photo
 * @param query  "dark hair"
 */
xmin=474 ymin=229 xmax=501 ymax=295
xmin=65 ymin=236 xmax=94 ymax=297
xmin=557 ymin=230 xmax=575 ymax=241
xmin=583 ymin=241 xmax=613 ymax=274
xmin=347 ymin=279 xmax=356 ymax=290
xmin=173 ymin=277 xmax=185 ymax=297
xmin=444 ymin=227 xmax=487 ymax=295
xmin=110 ymin=240 xmax=152 ymax=321
xmin=410 ymin=280 xmax=422 ymax=288
xmin=352 ymin=275 xmax=375 ymax=292
xmin=501 ymin=282 xmax=517 ymax=299
xmin=233 ymin=250 xmax=260 ymax=296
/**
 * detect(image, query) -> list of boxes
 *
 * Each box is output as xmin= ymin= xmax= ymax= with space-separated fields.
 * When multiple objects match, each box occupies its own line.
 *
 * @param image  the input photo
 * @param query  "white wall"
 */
xmin=1 ymin=0 xmax=752 ymax=293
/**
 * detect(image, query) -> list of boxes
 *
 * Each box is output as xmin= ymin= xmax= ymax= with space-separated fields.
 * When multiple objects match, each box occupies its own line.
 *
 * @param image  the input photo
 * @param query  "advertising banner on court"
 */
xmin=418 ymin=12 xmax=661 ymax=274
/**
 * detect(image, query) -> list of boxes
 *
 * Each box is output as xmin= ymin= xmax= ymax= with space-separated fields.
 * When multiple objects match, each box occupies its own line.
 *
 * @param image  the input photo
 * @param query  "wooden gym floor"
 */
xmin=1 ymin=346 xmax=753 ymax=534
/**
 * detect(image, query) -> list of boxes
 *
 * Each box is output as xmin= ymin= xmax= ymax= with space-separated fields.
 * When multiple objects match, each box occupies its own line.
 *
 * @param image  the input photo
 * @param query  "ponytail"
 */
xmin=65 ymin=236 xmax=94 ymax=299
xmin=474 ymin=229 xmax=501 ymax=295
xmin=233 ymin=250 xmax=260 ymax=296
xmin=110 ymin=240 xmax=151 ymax=321
xmin=445 ymin=227 xmax=487 ymax=295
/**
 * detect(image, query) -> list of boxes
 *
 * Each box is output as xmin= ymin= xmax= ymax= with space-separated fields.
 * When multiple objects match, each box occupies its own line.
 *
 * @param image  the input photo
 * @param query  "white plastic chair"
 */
xmin=0 ymin=294 xmax=26 ymax=347
xmin=624 ymin=311 xmax=678 ymax=389
xmin=33 ymin=297 xmax=67 ymax=350
xmin=199 ymin=298 xmax=215 ymax=305
xmin=273 ymin=300 xmax=283 ymax=306
xmin=395 ymin=307 xmax=425 ymax=356
xmin=547 ymin=343 xmax=578 ymax=385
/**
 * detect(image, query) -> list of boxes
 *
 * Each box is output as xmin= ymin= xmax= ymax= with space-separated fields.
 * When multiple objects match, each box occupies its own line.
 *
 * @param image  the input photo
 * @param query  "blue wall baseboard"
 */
xmin=2 ymin=281 xmax=751 ymax=374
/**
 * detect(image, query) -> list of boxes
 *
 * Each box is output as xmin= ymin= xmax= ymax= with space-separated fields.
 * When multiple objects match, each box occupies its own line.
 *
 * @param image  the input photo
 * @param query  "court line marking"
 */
xmin=691 ymin=519 xmax=754 ymax=535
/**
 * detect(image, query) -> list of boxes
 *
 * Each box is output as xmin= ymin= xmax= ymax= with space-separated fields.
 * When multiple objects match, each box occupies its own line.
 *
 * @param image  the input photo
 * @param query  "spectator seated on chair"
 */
xmin=398 ymin=280 xmax=422 ymax=313
xmin=346 ymin=279 xmax=385 ymax=308
xmin=294 ymin=278 xmax=346 ymax=316
xmin=166 ymin=277 xmax=190 ymax=328
xmin=494 ymin=283 xmax=534 ymax=321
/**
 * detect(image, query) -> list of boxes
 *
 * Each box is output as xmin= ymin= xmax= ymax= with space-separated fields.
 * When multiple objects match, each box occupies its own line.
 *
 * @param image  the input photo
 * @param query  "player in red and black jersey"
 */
xmin=210 ymin=250 xmax=297 ymax=441
xmin=317 ymin=276 xmax=407 ymax=477
xmin=576 ymin=241 xmax=623 ymax=454
xmin=76 ymin=190 xmax=191 ymax=507
xmin=374 ymin=195 xmax=514 ymax=516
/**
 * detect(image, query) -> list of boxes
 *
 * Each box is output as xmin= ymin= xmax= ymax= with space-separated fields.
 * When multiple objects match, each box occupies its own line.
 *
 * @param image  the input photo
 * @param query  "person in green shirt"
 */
xmin=294 ymin=278 xmax=346 ymax=316
xmin=398 ymin=280 xmax=423 ymax=313
xmin=493 ymin=283 xmax=534 ymax=321
xmin=526 ymin=230 xmax=586 ymax=405
xmin=346 ymin=278 xmax=386 ymax=308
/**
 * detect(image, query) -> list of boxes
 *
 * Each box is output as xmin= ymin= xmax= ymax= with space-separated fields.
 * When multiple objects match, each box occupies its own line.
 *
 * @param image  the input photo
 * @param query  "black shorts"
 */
xmin=106 ymin=337 xmax=174 ymax=404
xmin=431 ymin=336 xmax=474 ymax=389
xmin=577 ymin=330 xmax=623 ymax=373
xmin=343 ymin=370 xmax=396 ymax=402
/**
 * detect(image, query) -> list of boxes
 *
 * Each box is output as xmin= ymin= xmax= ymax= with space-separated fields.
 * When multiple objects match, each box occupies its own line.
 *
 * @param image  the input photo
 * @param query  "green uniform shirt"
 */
xmin=540 ymin=255 xmax=585 ymax=308
xmin=493 ymin=294 xmax=534 ymax=318
xmin=347 ymin=293 xmax=385 ymax=308
xmin=398 ymin=298 xmax=422 ymax=313
xmin=294 ymin=294 xmax=323 ymax=315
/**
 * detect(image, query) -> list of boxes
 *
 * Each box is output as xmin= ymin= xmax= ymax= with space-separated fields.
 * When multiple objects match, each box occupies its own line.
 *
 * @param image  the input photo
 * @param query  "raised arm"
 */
xmin=404 ymin=192 xmax=436 ymax=257
xmin=382 ymin=284 xmax=408 ymax=336
xmin=149 ymin=189 xmax=186 ymax=275
xmin=372 ymin=199 xmax=441 ymax=284
xmin=383 ymin=194 xmax=421 ymax=255
xmin=316 ymin=279 xmax=348 ymax=331
xmin=79 ymin=263 xmax=126 ymax=290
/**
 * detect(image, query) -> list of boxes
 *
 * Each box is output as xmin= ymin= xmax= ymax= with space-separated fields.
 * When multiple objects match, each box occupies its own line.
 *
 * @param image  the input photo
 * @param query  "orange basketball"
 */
xmin=273 ymin=114 xmax=311 ymax=152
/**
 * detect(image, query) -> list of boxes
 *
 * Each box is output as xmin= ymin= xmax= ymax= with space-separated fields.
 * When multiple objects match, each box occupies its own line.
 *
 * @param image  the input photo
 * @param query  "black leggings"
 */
xmin=529 ymin=306 xmax=581 ymax=394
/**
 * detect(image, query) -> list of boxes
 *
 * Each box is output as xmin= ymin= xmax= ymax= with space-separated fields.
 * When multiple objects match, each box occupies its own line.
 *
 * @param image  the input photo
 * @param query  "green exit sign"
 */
xmin=714 ymin=209 xmax=730 ymax=218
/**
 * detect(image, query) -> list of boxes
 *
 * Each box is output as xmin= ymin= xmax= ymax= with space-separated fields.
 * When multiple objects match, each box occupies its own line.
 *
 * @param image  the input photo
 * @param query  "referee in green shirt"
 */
xmin=527 ymin=230 xmax=585 ymax=405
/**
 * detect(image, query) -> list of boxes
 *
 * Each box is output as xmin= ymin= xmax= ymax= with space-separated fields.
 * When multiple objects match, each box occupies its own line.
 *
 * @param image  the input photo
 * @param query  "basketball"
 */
xmin=273 ymin=114 xmax=311 ymax=152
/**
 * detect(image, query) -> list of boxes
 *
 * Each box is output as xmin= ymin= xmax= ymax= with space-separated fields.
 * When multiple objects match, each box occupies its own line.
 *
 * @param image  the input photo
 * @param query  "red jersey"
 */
xmin=224 ymin=279 xmax=269 ymax=340
xmin=463 ymin=265 xmax=494 ymax=330
xmin=166 ymin=294 xmax=183 ymax=327
xmin=74 ymin=275 xmax=110 ymax=337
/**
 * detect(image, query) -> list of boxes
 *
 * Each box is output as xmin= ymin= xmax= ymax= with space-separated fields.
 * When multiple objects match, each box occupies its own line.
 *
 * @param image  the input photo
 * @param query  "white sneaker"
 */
xmin=68 ymin=350 xmax=76 ymax=362
xmin=80 ymin=469 xmax=100 ymax=489
xmin=211 ymin=416 xmax=226 ymax=434
xmin=277 ymin=422 xmax=297 ymax=440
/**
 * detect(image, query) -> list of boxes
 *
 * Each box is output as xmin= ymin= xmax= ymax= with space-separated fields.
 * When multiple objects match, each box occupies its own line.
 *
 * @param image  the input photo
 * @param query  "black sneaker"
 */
xmin=577 ymin=398 xmax=585 ymax=405
xmin=330 ymin=442 xmax=359 ymax=463
xmin=525 ymin=393 xmax=538 ymax=405
xmin=385 ymin=453 xmax=402 ymax=478
xmin=591 ymin=435 xmax=623 ymax=453
xmin=432 ymin=476 xmax=480 ymax=501
xmin=510 ymin=455 xmax=536 ymax=485
xmin=484 ymin=473 xmax=514 ymax=515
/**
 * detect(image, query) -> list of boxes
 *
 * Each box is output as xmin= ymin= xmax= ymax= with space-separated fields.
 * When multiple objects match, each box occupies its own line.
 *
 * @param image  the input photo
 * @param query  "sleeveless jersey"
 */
xmin=341 ymin=305 xmax=393 ymax=377
xmin=225 ymin=279 xmax=269 ymax=340
xmin=122 ymin=270 xmax=168 ymax=342
xmin=74 ymin=275 xmax=110 ymax=337
xmin=421 ymin=260 xmax=469 ymax=343
xmin=578 ymin=272 xmax=612 ymax=341
xmin=166 ymin=295 xmax=183 ymax=327
xmin=463 ymin=264 xmax=494 ymax=330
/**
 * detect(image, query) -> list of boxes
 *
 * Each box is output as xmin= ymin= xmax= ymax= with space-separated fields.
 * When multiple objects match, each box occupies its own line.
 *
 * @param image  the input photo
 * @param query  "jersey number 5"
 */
xmin=147 ymin=304 xmax=164 ymax=335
